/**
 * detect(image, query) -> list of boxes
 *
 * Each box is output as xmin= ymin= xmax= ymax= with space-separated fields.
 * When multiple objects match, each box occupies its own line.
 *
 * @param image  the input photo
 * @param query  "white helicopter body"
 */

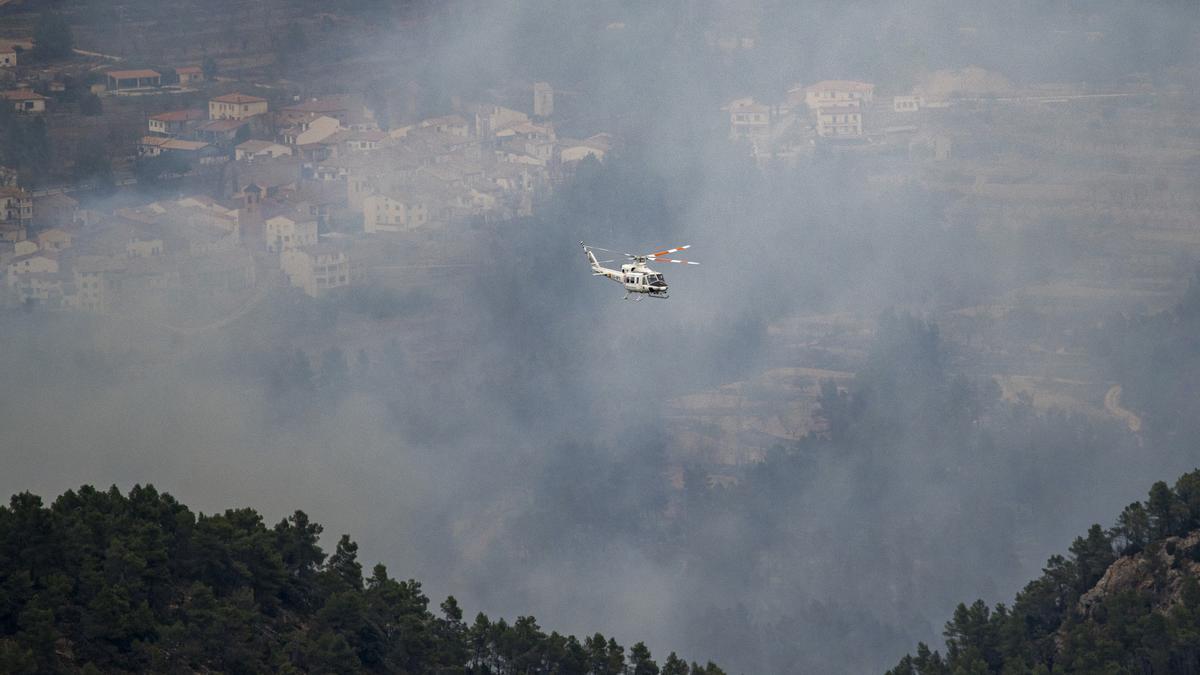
xmin=581 ymin=242 xmax=698 ymax=300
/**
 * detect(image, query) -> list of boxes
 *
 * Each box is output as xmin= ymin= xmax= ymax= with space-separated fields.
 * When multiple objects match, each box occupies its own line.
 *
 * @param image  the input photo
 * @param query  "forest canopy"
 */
xmin=0 ymin=485 xmax=722 ymax=674
xmin=887 ymin=469 xmax=1200 ymax=675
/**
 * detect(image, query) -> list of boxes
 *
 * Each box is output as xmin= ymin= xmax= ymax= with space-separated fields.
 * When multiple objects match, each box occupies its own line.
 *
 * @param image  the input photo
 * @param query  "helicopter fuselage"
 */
xmin=617 ymin=263 xmax=669 ymax=296
xmin=583 ymin=246 xmax=668 ymax=298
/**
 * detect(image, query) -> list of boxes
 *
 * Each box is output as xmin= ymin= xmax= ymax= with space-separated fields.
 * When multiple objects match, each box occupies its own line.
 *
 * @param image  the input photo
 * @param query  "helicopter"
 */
xmin=580 ymin=241 xmax=699 ymax=300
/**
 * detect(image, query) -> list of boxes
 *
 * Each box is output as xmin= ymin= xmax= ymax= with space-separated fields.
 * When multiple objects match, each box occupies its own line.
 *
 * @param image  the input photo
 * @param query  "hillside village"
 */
xmin=725 ymin=70 xmax=1153 ymax=166
xmin=0 ymin=1 xmax=1175 ymax=335
xmin=1 ymin=56 xmax=1141 ymax=322
xmin=1 ymin=54 xmax=611 ymax=316
xmin=0 ymin=2 xmax=1196 ymax=443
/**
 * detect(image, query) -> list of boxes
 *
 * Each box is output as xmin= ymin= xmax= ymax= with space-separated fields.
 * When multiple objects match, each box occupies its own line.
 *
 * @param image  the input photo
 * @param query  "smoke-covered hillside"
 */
xmin=1 ymin=1 xmax=1200 ymax=673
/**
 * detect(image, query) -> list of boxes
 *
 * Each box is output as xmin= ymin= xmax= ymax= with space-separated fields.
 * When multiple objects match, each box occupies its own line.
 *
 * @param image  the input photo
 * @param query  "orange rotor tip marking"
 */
xmin=651 ymin=244 xmax=690 ymax=257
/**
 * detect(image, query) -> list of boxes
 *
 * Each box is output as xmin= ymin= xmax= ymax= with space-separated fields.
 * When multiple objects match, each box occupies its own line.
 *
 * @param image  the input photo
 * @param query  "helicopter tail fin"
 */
xmin=581 ymin=242 xmax=601 ymax=271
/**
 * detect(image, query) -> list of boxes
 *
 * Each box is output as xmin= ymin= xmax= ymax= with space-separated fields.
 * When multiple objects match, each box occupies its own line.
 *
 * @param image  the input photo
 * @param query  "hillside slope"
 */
xmin=0 ymin=484 xmax=722 ymax=674
xmin=888 ymin=470 xmax=1200 ymax=674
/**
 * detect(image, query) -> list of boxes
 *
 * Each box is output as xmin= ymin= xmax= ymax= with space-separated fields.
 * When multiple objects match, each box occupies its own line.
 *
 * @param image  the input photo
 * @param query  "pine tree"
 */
xmin=326 ymin=534 xmax=364 ymax=591
xmin=629 ymin=641 xmax=660 ymax=675
xmin=662 ymin=652 xmax=690 ymax=675
xmin=33 ymin=12 xmax=73 ymax=61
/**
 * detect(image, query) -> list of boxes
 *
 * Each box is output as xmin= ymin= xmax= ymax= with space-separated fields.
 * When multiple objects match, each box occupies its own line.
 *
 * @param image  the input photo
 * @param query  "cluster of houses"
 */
xmin=137 ymin=81 xmax=611 ymax=234
xmin=2 ymin=191 xmax=250 ymax=312
xmin=2 ymin=60 xmax=211 ymax=115
xmin=0 ymin=42 xmax=49 ymax=114
xmin=0 ymin=183 xmax=355 ymax=312
xmin=728 ymin=79 xmax=949 ymax=163
xmin=135 ymin=90 xmax=276 ymax=165
xmin=350 ymin=105 xmax=610 ymax=233
xmin=0 ymin=77 xmax=614 ymax=314
xmin=0 ymin=25 xmax=613 ymax=313
xmin=728 ymin=80 xmax=878 ymax=145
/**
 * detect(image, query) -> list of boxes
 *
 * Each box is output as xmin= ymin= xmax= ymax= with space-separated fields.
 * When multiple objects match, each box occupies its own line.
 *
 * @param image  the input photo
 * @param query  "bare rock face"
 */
xmin=1077 ymin=531 xmax=1200 ymax=620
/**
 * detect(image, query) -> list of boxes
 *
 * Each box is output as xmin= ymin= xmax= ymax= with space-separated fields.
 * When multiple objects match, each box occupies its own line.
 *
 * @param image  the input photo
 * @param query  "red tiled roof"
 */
xmin=150 ymin=109 xmax=205 ymax=122
xmin=2 ymin=89 xmax=47 ymax=101
xmin=211 ymin=93 xmax=266 ymax=104
xmin=198 ymin=118 xmax=251 ymax=132
xmin=160 ymin=139 xmax=209 ymax=151
xmin=805 ymin=80 xmax=874 ymax=93
xmin=108 ymin=69 xmax=162 ymax=79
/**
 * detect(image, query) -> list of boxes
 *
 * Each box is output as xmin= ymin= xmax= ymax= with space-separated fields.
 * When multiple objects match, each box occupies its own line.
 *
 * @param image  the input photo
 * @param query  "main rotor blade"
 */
xmin=586 ymin=245 xmax=622 ymax=254
xmin=650 ymin=244 xmax=691 ymax=257
xmin=648 ymin=257 xmax=699 ymax=265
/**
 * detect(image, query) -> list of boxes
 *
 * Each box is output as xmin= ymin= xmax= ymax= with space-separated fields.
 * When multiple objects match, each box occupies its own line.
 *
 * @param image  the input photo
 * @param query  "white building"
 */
xmin=363 ymin=193 xmax=430 ymax=233
xmin=418 ymin=115 xmax=471 ymax=138
xmin=236 ymin=140 xmax=294 ymax=161
xmin=148 ymin=109 xmax=206 ymax=136
xmin=559 ymin=136 xmax=610 ymax=164
xmin=127 ymin=238 xmax=164 ymax=258
xmin=73 ymin=256 xmax=126 ymax=312
xmin=3 ymin=89 xmax=47 ymax=113
xmin=107 ymin=70 xmax=162 ymax=91
xmin=283 ymin=115 xmax=341 ymax=146
xmin=137 ymin=136 xmax=211 ymax=158
xmin=12 ymin=239 xmax=37 ymax=257
xmin=815 ymin=105 xmax=864 ymax=138
xmin=6 ymin=252 xmax=57 ymax=286
xmin=281 ymin=245 xmax=350 ymax=297
xmin=265 ymin=214 xmax=318 ymax=252
xmin=893 ymin=96 xmax=922 ymax=113
xmin=472 ymin=104 xmax=528 ymax=138
xmin=728 ymin=98 xmax=771 ymax=141
xmin=36 ymin=228 xmax=71 ymax=252
xmin=801 ymin=80 xmax=875 ymax=111
xmin=176 ymin=66 xmax=204 ymax=87
xmin=327 ymin=130 xmax=388 ymax=155
xmin=0 ymin=187 xmax=32 ymax=226
xmin=208 ymin=93 xmax=268 ymax=121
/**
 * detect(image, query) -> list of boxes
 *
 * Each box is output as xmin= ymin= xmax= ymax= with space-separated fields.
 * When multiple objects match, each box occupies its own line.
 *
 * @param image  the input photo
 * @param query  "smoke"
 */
xmin=3 ymin=0 xmax=1200 ymax=672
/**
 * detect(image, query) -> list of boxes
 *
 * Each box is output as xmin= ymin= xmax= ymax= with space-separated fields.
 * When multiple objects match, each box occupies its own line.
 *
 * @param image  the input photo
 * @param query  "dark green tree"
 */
xmin=0 ymin=485 xmax=714 ymax=673
xmin=1069 ymin=524 xmax=1115 ymax=593
xmin=662 ymin=652 xmax=690 ymax=675
xmin=73 ymin=141 xmax=115 ymax=194
xmin=630 ymin=641 xmax=660 ymax=675
xmin=33 ymin=12 xmax=73 ymax=61
xmin=1112 ymin=501 xmax=1151 ymax=555
xmin=0 ymin=109 xmax=51 ymax=184
xmin=1148 ymin=481 xmax=1182 ymax=540
xmin=79 ymin=93 xmax=103 ymax=116
xmin=326 ymin=534 xmax=364 ymax=591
